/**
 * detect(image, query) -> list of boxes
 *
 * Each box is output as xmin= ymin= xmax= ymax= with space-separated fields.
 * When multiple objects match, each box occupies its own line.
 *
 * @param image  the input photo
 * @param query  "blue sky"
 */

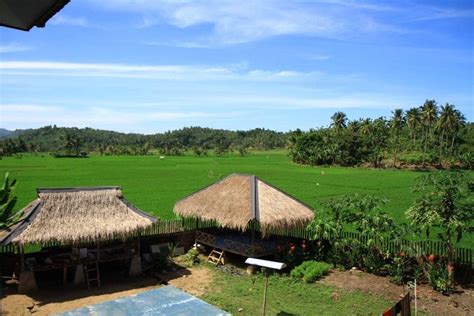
xmin=0 ymin=0 xmax=472 ymax=133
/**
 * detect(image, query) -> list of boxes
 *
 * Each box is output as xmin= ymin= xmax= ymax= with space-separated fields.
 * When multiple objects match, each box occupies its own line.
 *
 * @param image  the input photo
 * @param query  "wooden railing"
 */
xmin=195 ymin=231 xmax=217 ymax=247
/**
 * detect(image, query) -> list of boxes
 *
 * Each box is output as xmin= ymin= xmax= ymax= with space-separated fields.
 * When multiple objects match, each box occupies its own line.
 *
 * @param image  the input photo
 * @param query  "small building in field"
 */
xmin=173 ymin=174 xmax=314 ymax=263
xmin=0 ymin=186 xmax=157 ymax=292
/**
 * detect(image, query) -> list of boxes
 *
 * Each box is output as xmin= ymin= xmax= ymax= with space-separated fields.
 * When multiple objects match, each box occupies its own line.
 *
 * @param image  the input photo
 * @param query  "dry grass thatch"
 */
xmin=173 ymin=174 xmax=314 ymax=234
xmin=10 ymin=187 xmax=156 ymax=245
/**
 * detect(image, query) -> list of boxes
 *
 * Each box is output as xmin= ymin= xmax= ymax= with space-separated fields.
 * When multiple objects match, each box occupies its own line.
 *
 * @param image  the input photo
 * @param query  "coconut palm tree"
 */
xmin=405 ymin=107 xmax=421 ymax=144
xmin=421 ymin=100 xmax=438 ymax=164
xmin=390 ymin=109 xmax=404 ymax=167
xmin=437 ymin=103 xmax=455 ymax=157
xmin=330 ymin=112 xmax=347 ymax=132
xmin=437 ymin=104 xmax=466 ymax=157
xmin=451 ymin=110 xmax=466 ymax=152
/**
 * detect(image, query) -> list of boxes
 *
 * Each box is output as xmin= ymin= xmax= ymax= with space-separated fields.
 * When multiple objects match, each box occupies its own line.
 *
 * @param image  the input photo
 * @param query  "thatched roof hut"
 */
xmin=0 ymin=187 xmax=156 ymax=246
xmin=173 ymin=174 xmax=314 ymax=234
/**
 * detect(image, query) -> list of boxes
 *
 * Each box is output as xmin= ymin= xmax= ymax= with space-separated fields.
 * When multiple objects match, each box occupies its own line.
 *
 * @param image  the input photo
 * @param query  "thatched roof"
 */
xmin=173 ymin=174 xmax=314 ymax=234
xmin=0 ymin=187 xmax=156 ymax=246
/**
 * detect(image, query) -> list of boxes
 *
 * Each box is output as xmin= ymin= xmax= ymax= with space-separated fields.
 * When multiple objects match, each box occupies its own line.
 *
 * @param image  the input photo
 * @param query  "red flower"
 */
xmin=290 ymin=245 xmax=296 ymax=252
xmin=428 ymin=254 xmax=436 ymax=263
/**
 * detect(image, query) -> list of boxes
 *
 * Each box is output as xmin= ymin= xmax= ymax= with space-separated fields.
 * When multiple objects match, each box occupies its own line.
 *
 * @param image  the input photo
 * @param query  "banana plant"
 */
xmin=0 ymin=172 xmax=22 ymax=229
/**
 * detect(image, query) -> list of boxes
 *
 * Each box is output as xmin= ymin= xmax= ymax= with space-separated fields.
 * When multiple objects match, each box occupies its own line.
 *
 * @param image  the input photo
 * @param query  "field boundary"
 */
xmin=1 ymin=219 xmax=472 ymax=267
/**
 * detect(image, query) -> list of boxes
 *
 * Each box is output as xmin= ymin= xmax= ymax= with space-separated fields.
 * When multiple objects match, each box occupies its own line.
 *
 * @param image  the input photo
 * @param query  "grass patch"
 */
xmin=203 ymin=268 xmax=391 ymax=315
xmin=291 ymin=261 xmax=332 ymax=283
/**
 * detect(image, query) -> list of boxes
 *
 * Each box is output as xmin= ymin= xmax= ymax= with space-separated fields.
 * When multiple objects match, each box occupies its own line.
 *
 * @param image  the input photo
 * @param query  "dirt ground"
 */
xmin=2 ymin=265 xmax=472 ymax=315
xmin=0 ymin=265 xmax=213 ymax=316
xmin=321 ymin=269 xmax=474 ymax=316
xmin=1 ymin=275 xmax=159 ymax=316
xmin=158 ymin=266 xmax=213 ymax=297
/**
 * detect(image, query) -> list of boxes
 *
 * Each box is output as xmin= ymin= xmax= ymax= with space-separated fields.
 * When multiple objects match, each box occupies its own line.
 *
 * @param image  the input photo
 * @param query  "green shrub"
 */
xmin=427 ymin=263 xmax=452 ymax=294
xmin=185 ymin=247 xmax=200 ymax=265
xmin=290 ymin=261 xmax=332 ymax=283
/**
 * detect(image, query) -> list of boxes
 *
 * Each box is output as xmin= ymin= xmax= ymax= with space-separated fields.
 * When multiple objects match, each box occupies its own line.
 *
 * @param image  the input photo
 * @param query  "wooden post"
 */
xmin=195 ymin=217 xmax=198 ymax=246
xmin=251 ymin=228 xmax=256 ymax=256
xmin=137 ymin=235 xmax=141 ymax=255
xmin=414 ymin=278 xmax=418 ymax=316
xmin=63 ymin=266 xmax=68 ymax=285
xmin=19 ymin=245 xmax=25 ymax=272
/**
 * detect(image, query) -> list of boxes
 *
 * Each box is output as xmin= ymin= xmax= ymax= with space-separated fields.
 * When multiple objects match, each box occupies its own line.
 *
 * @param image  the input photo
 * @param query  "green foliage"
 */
xmin=0 ymin=172 xmax=22 ymax=229
xmin=407 ymin=171 xmax=473 ymax=242
xmin=0 ymin=126 xmax=287 ymax=156
xmin=406 ymin=171 xmax=473 ymax=290
xmin=388 ymin=256 xmax=418 ymax=285
xmin=289 ymin=103 xmax=471 ymax=168
xmin=185 ymin=247 xmax=200 ymax=265
xmin=291 ymin=261 xmax=332 ymax=283
xmin=167 ymin=243 xmax=179 ymax=258
xmin=307 ymin=194 xmax=414 ymax=275
xmin=427 ymin=262 xmax=451 ymax=294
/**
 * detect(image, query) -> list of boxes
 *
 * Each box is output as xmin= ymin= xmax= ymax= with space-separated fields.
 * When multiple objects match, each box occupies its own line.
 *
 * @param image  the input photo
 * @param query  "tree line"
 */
xmin=289 ymin=100 xmax=473 ymax=169
xmin=0 ymin=126 xmax=287 ymax=157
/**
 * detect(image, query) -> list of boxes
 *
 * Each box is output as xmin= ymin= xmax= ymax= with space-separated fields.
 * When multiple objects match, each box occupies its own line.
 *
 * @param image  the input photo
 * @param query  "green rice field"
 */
xmin=1 ymin=151 xmax=472 ymax=247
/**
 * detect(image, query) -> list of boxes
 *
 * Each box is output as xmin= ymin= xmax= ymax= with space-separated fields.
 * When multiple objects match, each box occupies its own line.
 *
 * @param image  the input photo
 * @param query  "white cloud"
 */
xmin=408 ymin=5 xmax=474 ymax=22
xmin=167 ymin=94 xmax=411 ymax=110
xmin=90 ymin=0 xmax=401 ymax=45
xmin=0 ymin=103 xmax=243 ymax=129
xmin=89 ymin=1 xmax=471 ymax=46
xmin=0 ymin=43 xmax=33 ymax=53
xmin=0 ymin=61 xmax=324 ymax=82
xmin=143 ymin=40 xmax=212 ymax=49
xmin=0 ymin=104 xmax=62 ymax=113
xmin=305 ymin=54 xmax=331 ymax=61
xmin=49 ymin=15 xmax=90 ymax=27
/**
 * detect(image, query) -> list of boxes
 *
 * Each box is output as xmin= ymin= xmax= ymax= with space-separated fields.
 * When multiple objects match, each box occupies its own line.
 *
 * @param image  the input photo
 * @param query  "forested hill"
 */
xmin=0 ymin=126 xmax=287 ymax=155
xmin=1 ymin=101 xmax=472 ymax=169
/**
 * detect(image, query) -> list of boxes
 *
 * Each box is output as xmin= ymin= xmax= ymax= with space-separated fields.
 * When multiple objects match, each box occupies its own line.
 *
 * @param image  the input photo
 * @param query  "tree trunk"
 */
xmin=439 ymin=130 xmax=444 ymax=162
xmin=393 ymin=134 xmax=399 ymax=168
xmin=446 ymin=228 xmax=454 ymax=290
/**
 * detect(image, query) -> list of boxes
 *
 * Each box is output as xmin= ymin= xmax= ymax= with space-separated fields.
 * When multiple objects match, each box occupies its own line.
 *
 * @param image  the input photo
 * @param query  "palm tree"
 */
xmin=437 ymin=103 xmax=455 ymax=157
xmin=360 ymin=118 xmax=372 ymax=136
xmin=451 ymin=110 xmax=466 ymax=152
xmin=437 ymin=104 xmax=466 ymax=157
xmin=390 ymin=109 xmax=404 ymax=167
xmin=330 ymin=112 xmax=347 ymax=132
xmin=405 ymin=107 xmax=421 ymax=144
xmin=421 ymin=100 xmax=438 ymax=165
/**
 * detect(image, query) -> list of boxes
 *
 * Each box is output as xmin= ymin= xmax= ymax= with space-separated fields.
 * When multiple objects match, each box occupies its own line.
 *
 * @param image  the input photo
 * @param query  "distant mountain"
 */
xmin=0 ymin=128 xmax=12 ymax=138
xmin=0 ymin=128 xmax=27 ymax=140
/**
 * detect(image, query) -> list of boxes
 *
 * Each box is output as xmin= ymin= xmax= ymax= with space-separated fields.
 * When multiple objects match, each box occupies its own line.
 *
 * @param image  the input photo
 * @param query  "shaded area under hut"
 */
xmin=0 ymin=186 xmax=157 ymax=293
xmin=173 ymin=174 xmax=314 ymax=263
